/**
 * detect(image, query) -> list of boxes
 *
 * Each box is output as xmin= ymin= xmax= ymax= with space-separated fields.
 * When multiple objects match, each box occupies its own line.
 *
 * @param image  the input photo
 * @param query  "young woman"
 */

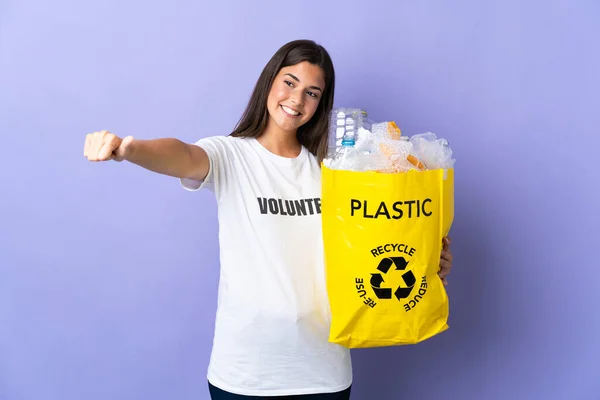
xmin=83 ymin=39 xmax=454 ymax=400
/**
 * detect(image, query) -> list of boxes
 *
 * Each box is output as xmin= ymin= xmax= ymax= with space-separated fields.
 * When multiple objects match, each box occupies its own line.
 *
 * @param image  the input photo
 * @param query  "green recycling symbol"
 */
xmin=370 ymin=257 xmax=416 ymax=300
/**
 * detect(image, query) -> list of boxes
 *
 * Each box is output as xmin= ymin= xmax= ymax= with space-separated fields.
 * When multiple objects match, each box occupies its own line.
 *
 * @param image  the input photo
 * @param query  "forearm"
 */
xmin=125 ymin=138 xmax=195 ymax=178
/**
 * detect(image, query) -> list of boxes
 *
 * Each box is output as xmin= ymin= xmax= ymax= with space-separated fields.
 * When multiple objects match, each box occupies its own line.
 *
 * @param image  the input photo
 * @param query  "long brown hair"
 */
xmin=229 ymin=40 xmax=335 ymax=163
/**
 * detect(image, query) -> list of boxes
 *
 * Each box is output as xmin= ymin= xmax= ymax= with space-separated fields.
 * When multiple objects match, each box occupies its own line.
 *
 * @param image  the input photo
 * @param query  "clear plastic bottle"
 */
xmin=327 ymin=110 xmax=347 ymax=159
xmin=330 ymin=116 xmax=359 ymax=171
xmin=328 ymin=108 xmax=371 ymax=158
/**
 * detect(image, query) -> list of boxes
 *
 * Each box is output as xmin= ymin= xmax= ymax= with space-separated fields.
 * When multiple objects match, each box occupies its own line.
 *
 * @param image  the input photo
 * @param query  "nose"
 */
xmin=290 ymin=89 xmax=303 ymax=106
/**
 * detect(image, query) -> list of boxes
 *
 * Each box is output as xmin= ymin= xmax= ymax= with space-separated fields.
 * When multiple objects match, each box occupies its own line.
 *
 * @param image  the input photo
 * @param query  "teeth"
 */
xmin=282 ymin=105 xmax=299 ymax=116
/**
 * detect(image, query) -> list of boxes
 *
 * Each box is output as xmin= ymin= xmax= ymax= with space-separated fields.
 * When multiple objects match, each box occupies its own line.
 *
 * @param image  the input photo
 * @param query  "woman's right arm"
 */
xmin=84 ymin=130 xmax=209 ymax=181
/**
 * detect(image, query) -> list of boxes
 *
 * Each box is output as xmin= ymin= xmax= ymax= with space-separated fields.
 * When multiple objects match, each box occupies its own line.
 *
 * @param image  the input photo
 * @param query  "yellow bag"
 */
xmin=321 ymin=165 xmax=454 ymax=348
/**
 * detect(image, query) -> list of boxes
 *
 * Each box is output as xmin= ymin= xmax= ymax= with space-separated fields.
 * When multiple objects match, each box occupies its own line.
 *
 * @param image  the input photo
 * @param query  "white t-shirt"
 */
xmin=180 ymin=135 xmax=352 ymax=396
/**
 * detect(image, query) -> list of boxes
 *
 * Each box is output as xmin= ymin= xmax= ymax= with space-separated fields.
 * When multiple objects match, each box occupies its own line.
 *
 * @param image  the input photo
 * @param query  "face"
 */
xmin=266 ymin=61 xmax=326 ymax=134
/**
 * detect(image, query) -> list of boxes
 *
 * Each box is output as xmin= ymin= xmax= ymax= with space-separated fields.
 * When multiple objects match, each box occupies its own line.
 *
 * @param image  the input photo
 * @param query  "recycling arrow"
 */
xmin=370 ymin=256 xmax=417 ymax=301
xmin=370 ymin=273 xmax=392 ymax=299
xmin=374 ymin=287 xmax=392 ymax=299
xmin=370 ymin=273 xmax=384 ymax=287
xmin=394 ymin=271 xmax=416 ymax=300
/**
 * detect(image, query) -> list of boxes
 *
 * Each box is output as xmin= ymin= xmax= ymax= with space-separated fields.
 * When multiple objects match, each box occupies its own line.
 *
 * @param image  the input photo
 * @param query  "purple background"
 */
xmin=1 ymin=0 xmax=599 ymax=399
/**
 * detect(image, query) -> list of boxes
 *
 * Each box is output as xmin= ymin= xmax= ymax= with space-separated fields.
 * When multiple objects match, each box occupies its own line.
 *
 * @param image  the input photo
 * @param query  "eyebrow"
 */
xmin=285 ymin=73 xmax=323 ymax=92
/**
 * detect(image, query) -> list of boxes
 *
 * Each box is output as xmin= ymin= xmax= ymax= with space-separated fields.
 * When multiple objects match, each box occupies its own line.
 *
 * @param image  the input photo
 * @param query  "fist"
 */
xmin=84 ymin=130 xmax=134 ymax=162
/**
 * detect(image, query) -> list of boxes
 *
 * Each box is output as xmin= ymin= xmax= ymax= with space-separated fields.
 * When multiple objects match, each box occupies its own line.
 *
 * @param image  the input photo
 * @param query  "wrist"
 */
xmin=123 ymin=137 xmax=138 ymax=161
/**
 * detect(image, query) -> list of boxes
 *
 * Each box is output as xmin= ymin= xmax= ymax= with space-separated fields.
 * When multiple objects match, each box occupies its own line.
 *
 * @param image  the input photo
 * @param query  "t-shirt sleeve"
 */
xmin=179 ymin=135 xmax=232 ymax=198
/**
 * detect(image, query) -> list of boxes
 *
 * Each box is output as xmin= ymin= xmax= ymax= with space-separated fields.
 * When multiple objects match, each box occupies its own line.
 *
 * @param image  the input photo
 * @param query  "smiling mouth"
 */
xmin=281 ymin=105 xmax=301 ymax=117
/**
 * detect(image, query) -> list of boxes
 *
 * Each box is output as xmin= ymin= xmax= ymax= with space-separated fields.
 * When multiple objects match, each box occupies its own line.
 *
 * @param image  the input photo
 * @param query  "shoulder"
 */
xmin=304 ymin=148 xmax=321 ymax=168
xmin=193 ymin=134 xmax=243 ymax=147
xmin=192 ymin=135 xmax=255 ymax=156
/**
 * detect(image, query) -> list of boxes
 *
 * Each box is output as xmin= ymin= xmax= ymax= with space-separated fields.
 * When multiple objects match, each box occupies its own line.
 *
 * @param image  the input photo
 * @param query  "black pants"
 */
xmin=208 ymin=382 xmax=352 ymax=400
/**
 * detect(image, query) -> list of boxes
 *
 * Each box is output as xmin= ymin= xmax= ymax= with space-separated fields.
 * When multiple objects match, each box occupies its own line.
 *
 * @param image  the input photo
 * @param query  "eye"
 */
xmin=284 ymin=80 xmax=294 ymax=87
xmin=306 ymin=91 xmax=318 ymax=98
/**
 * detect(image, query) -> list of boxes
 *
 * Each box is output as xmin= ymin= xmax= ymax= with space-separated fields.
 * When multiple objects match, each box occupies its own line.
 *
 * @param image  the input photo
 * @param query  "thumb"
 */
xmin=113 ymin=136 xmax=134 ymax=162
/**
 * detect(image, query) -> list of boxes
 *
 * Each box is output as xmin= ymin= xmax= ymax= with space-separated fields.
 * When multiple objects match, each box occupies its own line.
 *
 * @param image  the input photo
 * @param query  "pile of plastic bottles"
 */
xmin=323 ymin=108 xmax=455 ymax=173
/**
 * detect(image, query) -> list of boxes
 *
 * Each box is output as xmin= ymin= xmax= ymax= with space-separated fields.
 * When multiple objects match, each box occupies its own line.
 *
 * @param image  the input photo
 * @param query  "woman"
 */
xmin=83 ymin=39 xmax=454 ymax=400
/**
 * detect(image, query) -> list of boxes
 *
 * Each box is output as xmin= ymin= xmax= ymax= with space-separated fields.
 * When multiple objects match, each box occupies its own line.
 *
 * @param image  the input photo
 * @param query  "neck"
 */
xmin=258 ymin=119 xmax=302 ymax=158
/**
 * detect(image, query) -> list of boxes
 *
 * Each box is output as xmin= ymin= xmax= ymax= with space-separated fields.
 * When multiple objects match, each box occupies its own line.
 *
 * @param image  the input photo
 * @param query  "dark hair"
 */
xmin=229 ymin=39 xmax=335 ymax=163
